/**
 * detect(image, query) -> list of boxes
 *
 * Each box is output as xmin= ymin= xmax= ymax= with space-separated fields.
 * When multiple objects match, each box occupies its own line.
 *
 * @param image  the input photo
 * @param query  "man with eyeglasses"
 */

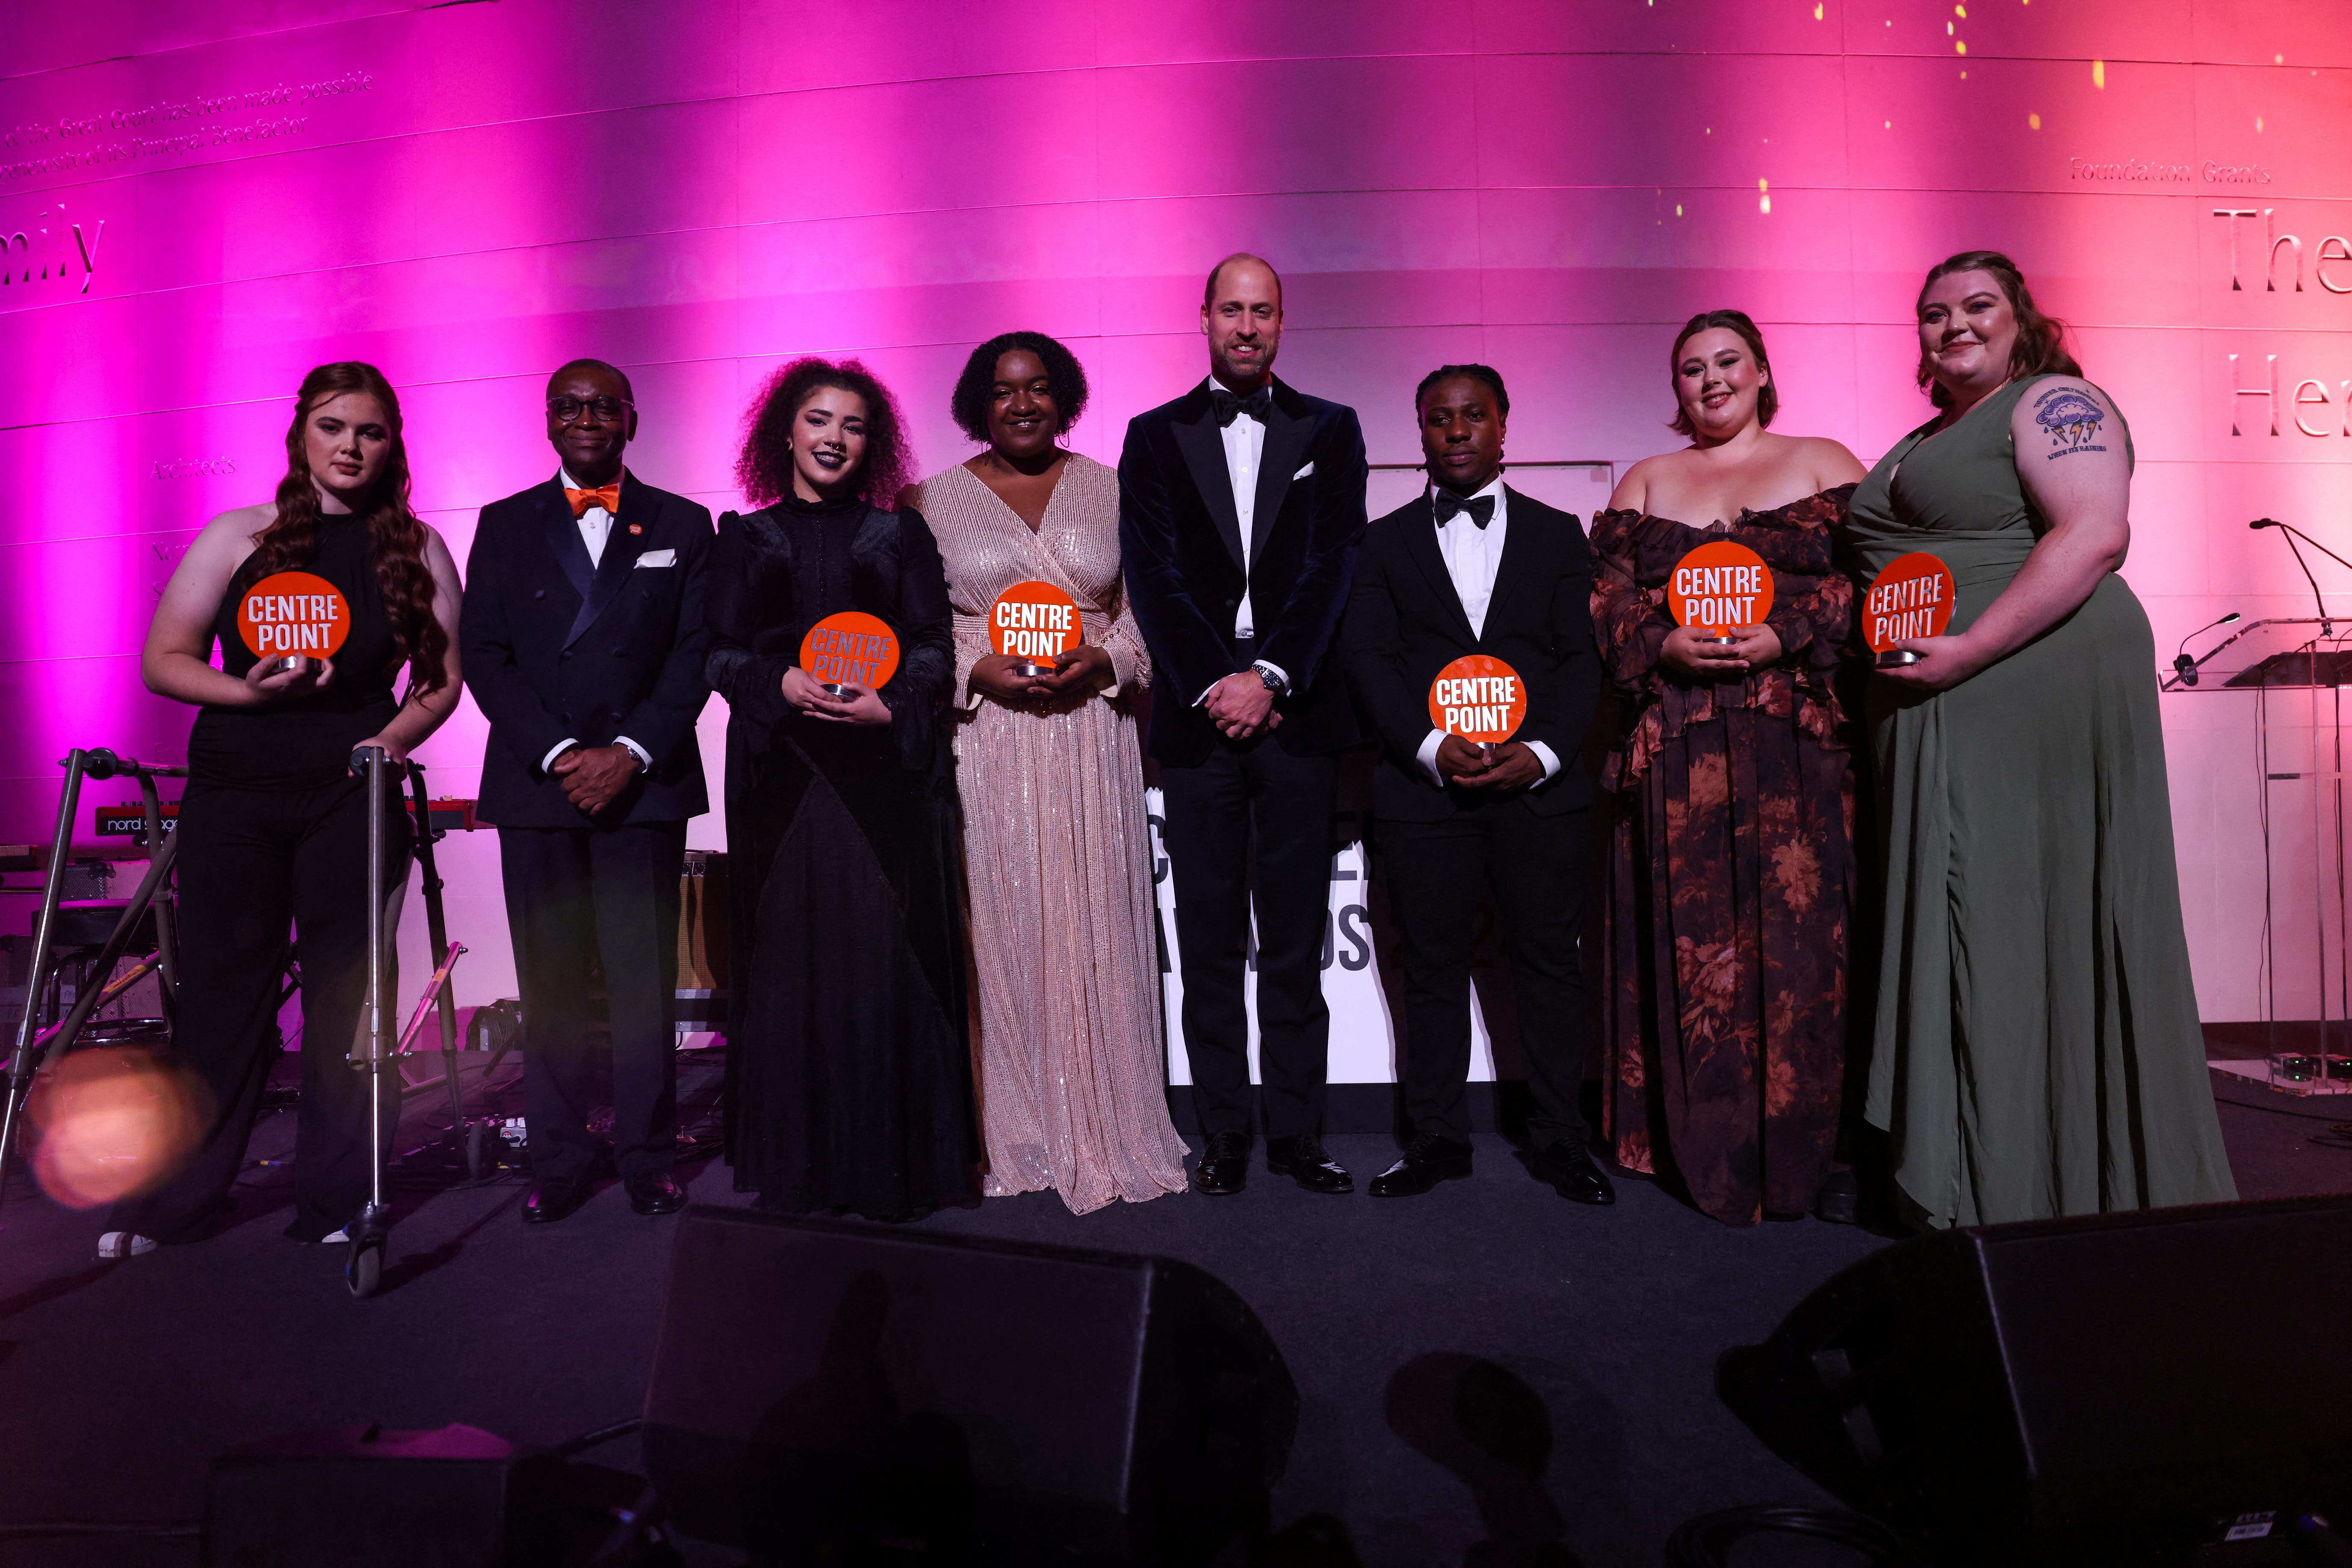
xmin=461 ymin=358 xmax=714 ymax=1225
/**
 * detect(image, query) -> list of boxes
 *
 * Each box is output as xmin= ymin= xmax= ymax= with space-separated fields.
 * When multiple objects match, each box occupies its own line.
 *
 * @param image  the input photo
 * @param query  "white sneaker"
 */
xmin=321 ymin=1227 xmax=349 ymax=1244
xmin=97 ymin=1231 xmax=156 ymax=1259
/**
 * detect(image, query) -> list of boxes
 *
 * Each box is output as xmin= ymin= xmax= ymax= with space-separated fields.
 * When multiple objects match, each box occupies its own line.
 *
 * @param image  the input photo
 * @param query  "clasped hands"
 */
xmin=1658 ymin=623 xmax=1783 ymax=679
xmin=1436 ymin=735 xmax=1545 ymax=791
xmin=1202 ymin=669 xmax=1281 ymax=740
xmin=781 ymin=664 xmax=892 ymax=726
xmin=550 ymin=742 xmax=640 ymax=815
xmin=969 ymin=645 xmax=1116 ymax=710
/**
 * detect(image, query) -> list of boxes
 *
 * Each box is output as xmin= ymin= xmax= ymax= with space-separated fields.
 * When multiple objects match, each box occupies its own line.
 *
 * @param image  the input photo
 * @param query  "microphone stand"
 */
xmin=2251 ymin=519 xmax=2351 ymax=635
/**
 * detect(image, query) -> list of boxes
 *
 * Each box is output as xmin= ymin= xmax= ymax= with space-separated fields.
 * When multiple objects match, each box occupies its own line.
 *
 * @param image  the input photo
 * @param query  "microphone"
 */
xmin=2172 ymin=611 xmax=2241 ymax=687
xmin=2248 ymin=517 xmax=2347 ymax=633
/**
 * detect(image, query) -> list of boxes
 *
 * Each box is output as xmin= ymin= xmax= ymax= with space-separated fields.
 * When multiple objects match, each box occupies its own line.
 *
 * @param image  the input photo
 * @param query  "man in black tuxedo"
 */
xmin=463 ymin=359 xmax=713 ymax=1224
xmin=1119 ymin=253 xmax=1369 ymax=1196
xmin=1341 ymin=364 xmax=1613 ymax=1205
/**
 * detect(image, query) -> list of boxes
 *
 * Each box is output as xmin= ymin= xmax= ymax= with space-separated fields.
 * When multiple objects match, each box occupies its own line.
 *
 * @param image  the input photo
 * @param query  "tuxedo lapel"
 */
xmin=563 ymin=472 xmax=652 ymax=649
xmin=539 ymin=480 xmax=597 ymax=607
xmin=1250 ymin=390 xmax=1313 ymax=563
xmin=1401 ymin=494 xmax=1478 ymax=645
xmin=1171 ymin=399 xmax=1245 ymax=572
xmin=1479 ymin=486 xmax=1545 ymax=645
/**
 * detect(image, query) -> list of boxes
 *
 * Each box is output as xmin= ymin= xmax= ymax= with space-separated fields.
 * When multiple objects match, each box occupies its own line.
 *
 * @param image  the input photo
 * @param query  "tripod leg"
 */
xmin=347 ymin=747 xmax=392 ymax=1299
xmin=407 ymin=764 xmax=469 ymax=1172
xmin=139 ymin=772 xmax=181 ymax=1001
xmin=21 ymin=835 xmax=180 ymax=1075
xmin=0 ymin=752 xmax=86 ymax=1217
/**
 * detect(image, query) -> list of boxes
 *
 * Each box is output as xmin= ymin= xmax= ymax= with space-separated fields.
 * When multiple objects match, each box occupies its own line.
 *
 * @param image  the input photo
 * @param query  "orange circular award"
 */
xmin=236 ymin=571 xmax=351 ymax=671
xmin=989 ymin=580 xmax=1083 ymax=679
xmin=1667 ymin=540 xmax=1775 ymax=648
xmin=1862 ymin=552 xmax=1958 ymax=667
xmin=1427 ymin=654 xmax=1528 ymax=763
xmin=800 ymin=611 xmax=901 ymax=697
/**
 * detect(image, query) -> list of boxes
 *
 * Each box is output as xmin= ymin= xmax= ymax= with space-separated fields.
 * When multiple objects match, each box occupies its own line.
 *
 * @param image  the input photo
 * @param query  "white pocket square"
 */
xmin=1293 ymin=461 xmax=1315 ymax=480
xmin=635 ymin=549 xmax=676 ymax=567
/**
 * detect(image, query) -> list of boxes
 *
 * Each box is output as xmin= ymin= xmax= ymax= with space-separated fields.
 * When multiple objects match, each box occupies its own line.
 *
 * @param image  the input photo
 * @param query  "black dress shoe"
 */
xmin=1192 ymin=1131 xmax=1252 ymax=1196
xmin=1526 ymin=1143 xmax=1616 ymax=1206
xmin=522 ymin=1176 xmax=594 ymax=1225
xmin=1265 ymin=1134 xmax=1353 ymax=1195
xmin=1368 ymin=1134 xmax=1473 ymax=1198
xmin=626 ymin=1170 xmax=686 ymax=1216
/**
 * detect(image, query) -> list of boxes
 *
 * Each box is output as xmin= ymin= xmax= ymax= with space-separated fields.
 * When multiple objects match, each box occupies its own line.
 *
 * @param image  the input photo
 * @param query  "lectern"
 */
xmin=2167 ymin=618 xmax=2349 ymax=1092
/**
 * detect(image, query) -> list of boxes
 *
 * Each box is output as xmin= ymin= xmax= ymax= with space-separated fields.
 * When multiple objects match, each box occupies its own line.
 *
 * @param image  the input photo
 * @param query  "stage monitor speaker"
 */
xmin=1719 ymin=1193 xmax=2352 ymax=1565
xmin=641 ymin=1207 xmax=1298 ymax=1565
xmin=202 ymin=1423 xmax=574 ymax=1568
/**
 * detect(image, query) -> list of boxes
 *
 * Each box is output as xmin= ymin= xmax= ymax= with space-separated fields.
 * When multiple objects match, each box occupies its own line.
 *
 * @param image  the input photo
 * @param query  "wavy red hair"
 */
xmin=245 ymin=362 xmax=447 ymax=695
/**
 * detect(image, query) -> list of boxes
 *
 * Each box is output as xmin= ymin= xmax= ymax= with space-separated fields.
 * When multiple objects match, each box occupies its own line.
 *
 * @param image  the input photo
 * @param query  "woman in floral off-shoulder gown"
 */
xmin=1590 ymin=310 xmax=1867 ymax=1226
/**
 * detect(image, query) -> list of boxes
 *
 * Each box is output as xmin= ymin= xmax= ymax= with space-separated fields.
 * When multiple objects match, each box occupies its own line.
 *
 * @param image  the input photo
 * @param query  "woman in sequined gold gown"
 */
xmin=1591 ymin=310 xmax=1867 ymax=1225
xmin=911 ymin=332 xmax=1188 ymax=1214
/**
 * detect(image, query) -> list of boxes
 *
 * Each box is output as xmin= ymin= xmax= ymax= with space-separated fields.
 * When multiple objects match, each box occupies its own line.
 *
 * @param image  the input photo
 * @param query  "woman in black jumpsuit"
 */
xmin=103 ymin=361 xmax=464 ymax=1252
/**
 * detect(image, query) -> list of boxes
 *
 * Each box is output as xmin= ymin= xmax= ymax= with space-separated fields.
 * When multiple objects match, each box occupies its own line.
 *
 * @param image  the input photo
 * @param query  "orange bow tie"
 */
xmin=564 ymin=483 xmax=621 ymax=520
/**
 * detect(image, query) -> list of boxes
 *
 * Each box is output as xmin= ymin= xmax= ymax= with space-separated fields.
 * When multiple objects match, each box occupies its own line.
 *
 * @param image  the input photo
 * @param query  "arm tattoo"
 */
xmin=2033 ymin=386 xmax=2110 ymax=460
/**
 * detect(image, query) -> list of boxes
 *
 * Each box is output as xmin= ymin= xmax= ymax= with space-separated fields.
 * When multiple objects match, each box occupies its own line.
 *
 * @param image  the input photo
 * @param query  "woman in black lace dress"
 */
xmin=705 ymin=358 xmax=977 ymax=1220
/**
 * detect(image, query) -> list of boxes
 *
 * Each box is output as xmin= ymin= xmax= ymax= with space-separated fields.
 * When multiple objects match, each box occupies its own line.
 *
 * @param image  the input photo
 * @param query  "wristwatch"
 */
xmin=1251 ymin=661 xmax=1290 ymax=698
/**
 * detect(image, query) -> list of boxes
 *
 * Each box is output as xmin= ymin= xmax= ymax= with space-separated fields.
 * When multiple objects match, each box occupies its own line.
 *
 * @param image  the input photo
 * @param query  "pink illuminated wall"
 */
xmin=4 ymin=0 xmax=2349 ymax=1023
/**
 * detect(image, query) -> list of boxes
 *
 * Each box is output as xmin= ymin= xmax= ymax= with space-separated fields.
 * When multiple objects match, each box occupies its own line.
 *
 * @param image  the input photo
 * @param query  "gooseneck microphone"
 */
xmin=2250 ymin=517 xmax=2351 ymax=634
xmin=2173 ymin=610 xmax=2242 ymax=687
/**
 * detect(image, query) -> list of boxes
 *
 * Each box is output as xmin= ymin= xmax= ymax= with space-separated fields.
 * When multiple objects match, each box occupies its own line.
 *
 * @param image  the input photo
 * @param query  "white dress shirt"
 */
xmin=1214 ymin=382 xmax=1268 ymax=640
xmin=542 ymin=467 xmax=652 ymax=777
xmin=1413 ymin=477 xmax=1563 ymax=789
xmin=1197 ymin=378 xmax=1289 ymax=703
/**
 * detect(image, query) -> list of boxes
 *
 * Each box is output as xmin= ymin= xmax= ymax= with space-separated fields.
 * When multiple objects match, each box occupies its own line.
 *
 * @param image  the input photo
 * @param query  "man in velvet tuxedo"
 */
xmin=462 ymin=359 xmax=713 ymax=1224
xmin=1118 ymin=253 xmax=1369 ymax=1196
xmin=1341 ymin=364 xmax=1614 ymax=1205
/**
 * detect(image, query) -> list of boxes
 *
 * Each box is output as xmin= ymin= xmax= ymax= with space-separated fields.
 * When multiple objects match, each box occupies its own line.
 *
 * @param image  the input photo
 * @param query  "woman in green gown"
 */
xmin=1844 ymin=250 xmax=2235 ymax=1228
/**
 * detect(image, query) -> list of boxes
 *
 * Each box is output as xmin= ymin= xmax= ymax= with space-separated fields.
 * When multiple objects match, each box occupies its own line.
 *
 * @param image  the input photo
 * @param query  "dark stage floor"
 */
xmin=0 ymin=1055 xmax=2343 ymax=1568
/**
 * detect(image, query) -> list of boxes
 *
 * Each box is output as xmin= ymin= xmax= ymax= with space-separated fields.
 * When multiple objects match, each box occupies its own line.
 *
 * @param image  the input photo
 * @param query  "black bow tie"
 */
xmin=1434 ymin=491 xmax=1496 ymax=529
xmin=1210 ymin=384 xmax=1274 ymax=427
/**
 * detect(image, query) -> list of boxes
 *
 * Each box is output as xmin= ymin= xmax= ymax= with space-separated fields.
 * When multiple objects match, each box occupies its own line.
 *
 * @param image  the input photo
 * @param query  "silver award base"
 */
xmin=1697 ymin=633 xmax=1738 ymax=647
xmin=1009 ymin=660 xmax=1054 ymax=679
xmin=818 ymin=681 xmax=853 ymax=698
xmin=1477 ymin=741 xmax=1496 ymax=764
xmin=1876 ymin=650 xmax=1924 ymax=668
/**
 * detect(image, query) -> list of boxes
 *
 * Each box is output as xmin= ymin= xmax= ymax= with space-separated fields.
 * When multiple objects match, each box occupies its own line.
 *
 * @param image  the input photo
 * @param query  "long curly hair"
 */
xmin=736 ymin=357 xmax=913 ymax=509
xmin=1915 ymin=250 xmax=2080 ymax=408
xmin=1667 ymin=310 xmax=1777 ymax=436
xmin=949 ymin=331 xmax=1091 ymax=443
xmin=245 ymin=362 xmax=447 ymax=694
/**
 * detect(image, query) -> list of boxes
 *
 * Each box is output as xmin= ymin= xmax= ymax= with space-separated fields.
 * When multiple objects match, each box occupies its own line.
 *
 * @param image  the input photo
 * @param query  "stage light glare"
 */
xmin=27 ymin=1048 xmax=208 ymax=1209
xmin=2030 ymin=112 xmax=2042 ymax=129
xmin=2092 ymin=58 xmax=2106 ymax=88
